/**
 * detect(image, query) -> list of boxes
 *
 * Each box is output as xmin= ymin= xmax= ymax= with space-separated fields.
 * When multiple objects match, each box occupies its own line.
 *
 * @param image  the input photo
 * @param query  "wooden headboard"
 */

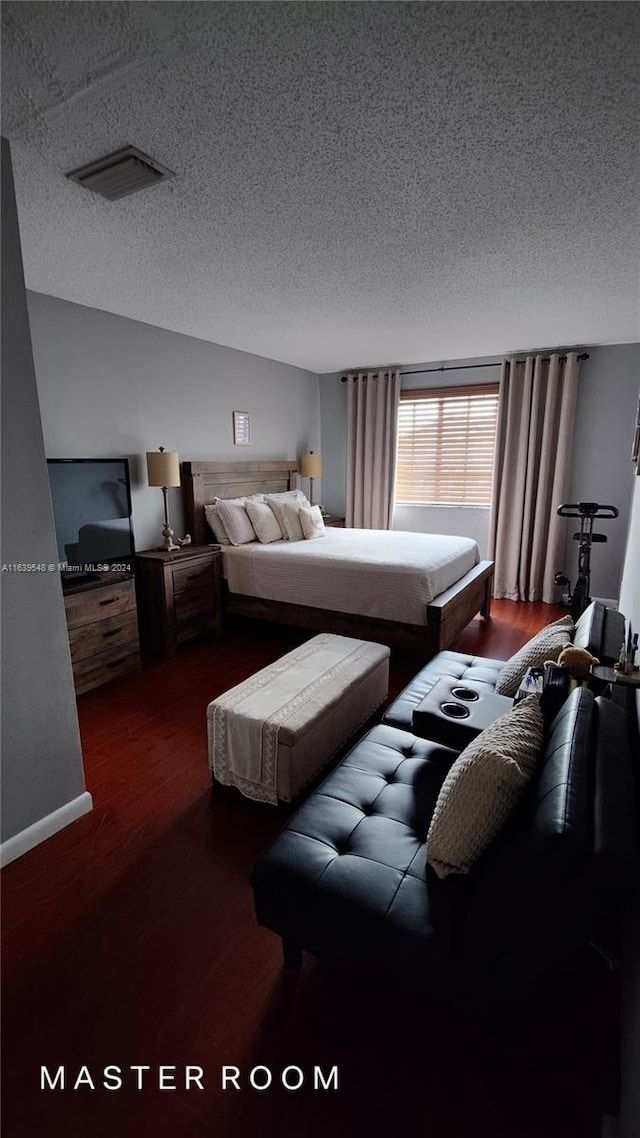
xmin=181 ymin=459 xmax=298 ymax=545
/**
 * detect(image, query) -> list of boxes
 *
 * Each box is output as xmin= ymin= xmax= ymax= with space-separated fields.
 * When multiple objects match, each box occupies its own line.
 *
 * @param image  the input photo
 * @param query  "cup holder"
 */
xmin=440 ymin=701 xmax=470 ymax=719
xmin=450 ymin=686 xmax=480 ymax=702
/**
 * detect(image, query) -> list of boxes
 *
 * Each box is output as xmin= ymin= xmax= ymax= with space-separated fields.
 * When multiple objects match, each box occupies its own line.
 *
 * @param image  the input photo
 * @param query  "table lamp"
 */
xmin=146 ymin=447 xmax=181 ymax=551
xmin=301 ymin=451 xmax=322 ymax=505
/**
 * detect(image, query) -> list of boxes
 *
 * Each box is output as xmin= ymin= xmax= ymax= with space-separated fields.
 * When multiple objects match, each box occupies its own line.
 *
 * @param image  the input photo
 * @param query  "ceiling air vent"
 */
xmin=66 ymin=146 xmax=175 ymax=200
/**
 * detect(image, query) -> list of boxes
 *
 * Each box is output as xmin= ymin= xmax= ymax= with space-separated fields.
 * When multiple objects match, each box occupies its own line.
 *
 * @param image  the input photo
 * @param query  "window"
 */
xmin=395 ymin=384 xmax=500 ymax=506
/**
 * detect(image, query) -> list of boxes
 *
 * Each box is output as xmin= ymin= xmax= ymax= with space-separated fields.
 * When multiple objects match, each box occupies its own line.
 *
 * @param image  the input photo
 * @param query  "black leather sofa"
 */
xmin=251 ymin=607 xmax=638 ymax=1001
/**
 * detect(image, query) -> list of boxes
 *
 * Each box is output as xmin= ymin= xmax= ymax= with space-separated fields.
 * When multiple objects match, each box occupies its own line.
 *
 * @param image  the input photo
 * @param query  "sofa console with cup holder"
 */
xmin=251 ymin=601 xmax=637 ymax=1002
xmin=411 ymin=677 xmax=513 ymax=749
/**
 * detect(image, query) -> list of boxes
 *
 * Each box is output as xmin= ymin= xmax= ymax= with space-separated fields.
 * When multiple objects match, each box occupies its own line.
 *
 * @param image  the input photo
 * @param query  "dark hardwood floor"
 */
xmin=2 ymin=602 xmax=613 ymax=1138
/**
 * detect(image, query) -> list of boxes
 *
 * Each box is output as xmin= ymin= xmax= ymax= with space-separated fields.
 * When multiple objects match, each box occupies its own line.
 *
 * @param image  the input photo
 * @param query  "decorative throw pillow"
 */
xmin=299 ymin=504 xmax=326 ymax=540
xmin=265 ymin=489 xmax=309 ymax=537
xmin=204 ymin=502 xmax=231 ymax=545
xmin=215 ymin=498 xmax=257 ymax=546
xmin=245 ymin=498 xmax=283 ymax=544
xmin=494 ymin=615 xmax=574 ymax=697
xmin=426 ymin=696 xmax=544 ymax=879
xmin=279 ymin=501 xmax=306 ymax=542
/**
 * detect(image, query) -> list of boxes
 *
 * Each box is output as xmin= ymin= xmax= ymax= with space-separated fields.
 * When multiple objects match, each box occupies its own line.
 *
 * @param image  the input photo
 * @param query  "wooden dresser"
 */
xmin=136 ymin=545 xmax=222 ymax=657
xmin=322 ymin=514 xmax=346 ymax=528
xmin=64 ymin=573 xmax=141 ymax=695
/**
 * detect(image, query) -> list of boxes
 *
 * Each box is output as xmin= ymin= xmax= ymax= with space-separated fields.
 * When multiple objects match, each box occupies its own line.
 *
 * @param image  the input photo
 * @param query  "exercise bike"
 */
xmin=555 ymin=502 xmax=619 ymax=620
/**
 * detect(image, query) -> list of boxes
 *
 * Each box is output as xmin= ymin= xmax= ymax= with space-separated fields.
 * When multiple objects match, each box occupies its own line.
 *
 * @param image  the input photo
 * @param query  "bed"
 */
xmin=182 ymin=459 xmax=494 ymax=659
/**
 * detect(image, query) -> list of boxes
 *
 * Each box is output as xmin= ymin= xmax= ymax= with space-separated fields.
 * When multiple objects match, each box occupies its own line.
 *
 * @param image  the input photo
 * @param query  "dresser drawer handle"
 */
xmin=184 ymin=573 xmax=202 ymax=582
xmin=106 ymin=657 xmax=127 ymax=668
xmin=102 ymin=628 xmax=121 ymax=639
xmin=99 ymin=597 xmax=117 ymax=607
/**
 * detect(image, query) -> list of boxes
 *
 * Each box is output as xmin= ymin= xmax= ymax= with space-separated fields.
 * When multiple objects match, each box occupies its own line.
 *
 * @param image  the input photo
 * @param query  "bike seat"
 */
xmin=558 ymin=502 xmax=619 ymax=519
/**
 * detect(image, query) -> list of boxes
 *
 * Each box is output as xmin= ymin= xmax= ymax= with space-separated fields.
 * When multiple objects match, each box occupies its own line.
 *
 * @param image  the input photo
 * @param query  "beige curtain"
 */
xmin=488 ymin=352 xmax=580 ymax=602
xmin=345 ymin=369 xmax=400 ymax=529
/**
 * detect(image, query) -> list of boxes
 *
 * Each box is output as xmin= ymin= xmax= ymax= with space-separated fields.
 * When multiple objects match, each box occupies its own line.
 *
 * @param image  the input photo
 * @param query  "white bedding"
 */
xmin=223 ymin=528 xmax=479 ymax=626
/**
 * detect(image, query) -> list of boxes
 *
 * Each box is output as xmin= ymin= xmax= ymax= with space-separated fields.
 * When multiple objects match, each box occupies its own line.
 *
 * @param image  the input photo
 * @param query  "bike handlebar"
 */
xmin=557 ymin=502 xmax=619 ymax=519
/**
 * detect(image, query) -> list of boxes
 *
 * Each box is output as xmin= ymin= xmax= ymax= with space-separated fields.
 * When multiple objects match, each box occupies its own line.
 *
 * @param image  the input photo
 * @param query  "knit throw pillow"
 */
xmin=299 ymin=504 xmax=326 ymax=540
xmin=245 ymin=498 xmax=283 ymax=544
xmin=265 ymin=490 xmax=309 ymax=537
xmin=426 ymin=695 xmax=544 ymax=879
xmin=494 ymin=615 xmax=574 ymax=697
xmin=279 ymin=501 xmax=306 ymax=542
xmin=204 ymin=501 xmax=231 ymax=545
xmin=215 ymin=498 xmax=257 ymax=546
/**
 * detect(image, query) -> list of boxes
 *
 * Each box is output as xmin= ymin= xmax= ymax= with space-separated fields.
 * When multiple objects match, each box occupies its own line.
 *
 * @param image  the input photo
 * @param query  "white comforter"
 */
xmin=223 ymin=528 xmax=479 ymax=626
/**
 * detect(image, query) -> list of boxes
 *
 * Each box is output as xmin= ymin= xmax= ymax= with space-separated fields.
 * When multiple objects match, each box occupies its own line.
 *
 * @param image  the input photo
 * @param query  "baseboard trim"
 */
xmin=1 ymin=791 xmax=93 ymax=868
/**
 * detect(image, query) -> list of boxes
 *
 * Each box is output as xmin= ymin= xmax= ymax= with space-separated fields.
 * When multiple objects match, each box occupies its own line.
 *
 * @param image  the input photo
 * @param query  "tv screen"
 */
xmin=47 ymin=458 xmax=135 ymax=576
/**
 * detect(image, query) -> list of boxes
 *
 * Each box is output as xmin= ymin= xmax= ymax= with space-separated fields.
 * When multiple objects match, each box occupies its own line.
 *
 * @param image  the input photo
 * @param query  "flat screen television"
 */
xmin=47 ymin=458 xmax=135 ymax=581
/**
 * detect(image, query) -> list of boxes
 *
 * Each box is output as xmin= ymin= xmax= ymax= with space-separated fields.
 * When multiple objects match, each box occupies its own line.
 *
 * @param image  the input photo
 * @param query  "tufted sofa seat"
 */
xmin=383 ymin=600 xmax=625 ymax=732
xmin=252 ymin=724 xmax=460 ymax=978
xmin=251 ymin=687 xmax=639 ymax=999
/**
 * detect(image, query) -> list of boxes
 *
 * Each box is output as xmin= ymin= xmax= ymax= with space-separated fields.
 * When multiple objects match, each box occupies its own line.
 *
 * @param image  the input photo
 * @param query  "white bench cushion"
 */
xmin=207 ymin=634 xmax=390 ymax=803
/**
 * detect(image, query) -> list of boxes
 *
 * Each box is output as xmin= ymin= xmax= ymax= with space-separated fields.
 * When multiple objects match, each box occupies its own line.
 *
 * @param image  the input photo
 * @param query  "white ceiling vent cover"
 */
xmin=66 ymin=146 xmax=175 ymax=200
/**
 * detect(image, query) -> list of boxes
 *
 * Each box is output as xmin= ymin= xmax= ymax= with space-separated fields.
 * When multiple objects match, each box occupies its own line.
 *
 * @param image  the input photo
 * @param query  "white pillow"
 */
xmin=245 ymin=498 xmax=283 ymax=544
xmin=215 ymin=498 xmax=257 ymax=546
xmin=299 ymin=504 xmax=326 ymax=540
xmin=426 ymin=696 xmax=544 ymax=879
xmin=279 ymin=500 xmax=306 ymax=542
xmin=265 ymin=489 xmax=307 ymax=504
xmin=204 ymin=502 xmax=231 ymax=545
xmin=495 ymin=614 xmax=574 ymax=696
xmin=265 ymin=489 xmax=309 ymax=537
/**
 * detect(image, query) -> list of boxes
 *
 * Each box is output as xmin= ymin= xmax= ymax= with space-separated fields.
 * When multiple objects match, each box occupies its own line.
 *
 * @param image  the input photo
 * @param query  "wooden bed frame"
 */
xmin=181 ymin=459 xmax=493 ymax=660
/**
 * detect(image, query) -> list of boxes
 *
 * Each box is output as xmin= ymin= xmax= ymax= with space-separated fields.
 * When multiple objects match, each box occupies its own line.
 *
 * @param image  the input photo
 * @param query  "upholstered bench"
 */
xmin=207 ymin=633 xmax=390 ymax=804
xmin=383 ymin=600 xmax=626 ymax=733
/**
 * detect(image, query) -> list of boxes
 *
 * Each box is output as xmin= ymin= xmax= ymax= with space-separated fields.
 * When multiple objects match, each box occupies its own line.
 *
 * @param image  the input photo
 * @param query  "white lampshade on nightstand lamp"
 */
xmin=301 ymin=451 xmax=322 ymax=505
xmin=146 ymin=447 xmax=184 ymax=552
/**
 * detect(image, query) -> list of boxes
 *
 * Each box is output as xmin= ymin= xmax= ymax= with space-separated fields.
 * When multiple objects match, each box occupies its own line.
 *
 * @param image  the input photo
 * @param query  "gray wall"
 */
xmin=1 ymin=138 xmax=86 ymax=844
xmin=318 ymin=367 xmax=348 ymax=516
xmin=27 ymin=293 xmax=320 ymax=553
xmin=618 ymin=472 xmax=640 ymax=1138
xmin=320 ymin=345 xmax=640 ymax=596
xmin=562 ymin=343 xmax=639 ymax=601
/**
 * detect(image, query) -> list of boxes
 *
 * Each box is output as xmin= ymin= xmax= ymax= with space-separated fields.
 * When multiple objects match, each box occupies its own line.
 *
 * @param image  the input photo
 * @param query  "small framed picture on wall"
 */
xmin=233 ymin=411 xmax=251 ymax=446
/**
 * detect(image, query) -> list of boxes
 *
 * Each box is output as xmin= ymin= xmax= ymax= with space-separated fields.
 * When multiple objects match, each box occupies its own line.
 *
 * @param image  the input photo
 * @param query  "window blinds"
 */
xmin=395 ymin=383 xmax=500 ymax=506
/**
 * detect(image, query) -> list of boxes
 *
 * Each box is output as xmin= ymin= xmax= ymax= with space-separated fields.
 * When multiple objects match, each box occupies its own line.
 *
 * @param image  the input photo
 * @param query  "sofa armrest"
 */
xmin=452 ymin=688 xmax=638 ymax=998
xmin=574 ymin=601 xmax=626 ymax=664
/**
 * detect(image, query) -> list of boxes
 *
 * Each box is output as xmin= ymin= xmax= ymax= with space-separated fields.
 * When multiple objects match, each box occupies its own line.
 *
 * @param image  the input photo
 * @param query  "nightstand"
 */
xmin=136 ymin=545 xmax=222 ymax=657
xmin=322 ymin=515 xmax=346 ymax=528
xmin=63 ymin=572 xmax=141 ymax=694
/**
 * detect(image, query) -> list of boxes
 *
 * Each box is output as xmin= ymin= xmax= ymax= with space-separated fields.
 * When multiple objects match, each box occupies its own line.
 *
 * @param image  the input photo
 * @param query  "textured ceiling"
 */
xmin=2 ymin=1 xmax=639 ymax=372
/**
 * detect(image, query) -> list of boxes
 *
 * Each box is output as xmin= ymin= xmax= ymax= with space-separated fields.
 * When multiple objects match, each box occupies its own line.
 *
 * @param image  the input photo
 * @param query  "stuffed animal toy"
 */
xmin=544 ymin=645 xmax=599 ymax=684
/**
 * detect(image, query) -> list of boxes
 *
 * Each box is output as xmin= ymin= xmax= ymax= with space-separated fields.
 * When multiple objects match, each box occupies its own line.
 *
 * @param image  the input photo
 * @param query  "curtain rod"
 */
xmin=340 ymin=352 xmax=589 ymax=381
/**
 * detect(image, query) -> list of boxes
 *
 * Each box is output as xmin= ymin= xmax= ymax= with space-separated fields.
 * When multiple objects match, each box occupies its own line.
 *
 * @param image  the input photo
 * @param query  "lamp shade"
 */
xmin=301 ymin=451 xmax=322 ymax=479
xmin=146 ymin=448 xmax=180 ymax=487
